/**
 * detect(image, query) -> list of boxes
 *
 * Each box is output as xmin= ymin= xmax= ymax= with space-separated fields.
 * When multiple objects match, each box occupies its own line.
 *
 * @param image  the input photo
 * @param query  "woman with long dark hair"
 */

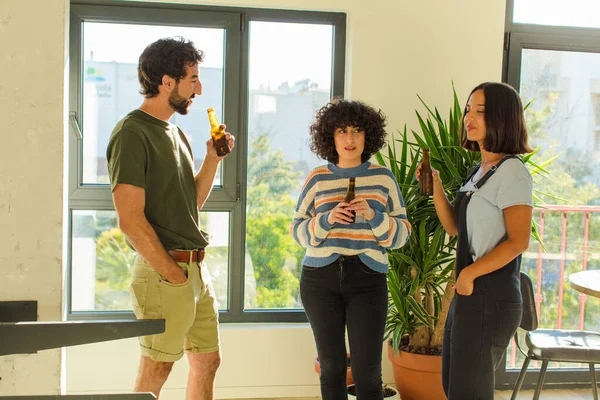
xmin=418 ymin=82 xmax=533 ymax=399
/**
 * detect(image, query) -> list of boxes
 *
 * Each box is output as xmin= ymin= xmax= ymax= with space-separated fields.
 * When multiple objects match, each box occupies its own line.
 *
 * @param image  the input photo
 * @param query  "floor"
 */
xmin=495 ymin=389 xmax=595 ymax=399
xmin=226 ymin=389 xmax=596 ymax=399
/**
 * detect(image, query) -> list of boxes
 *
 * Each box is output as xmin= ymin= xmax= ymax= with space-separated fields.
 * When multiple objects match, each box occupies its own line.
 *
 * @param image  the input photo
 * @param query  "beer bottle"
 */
xmin=420 ymin=148 xmax=434 ymax=196
xmin=207 ymin=108 xmax=230 ymax=157
xmin=345 ymin=177 xmax=356 ymax=223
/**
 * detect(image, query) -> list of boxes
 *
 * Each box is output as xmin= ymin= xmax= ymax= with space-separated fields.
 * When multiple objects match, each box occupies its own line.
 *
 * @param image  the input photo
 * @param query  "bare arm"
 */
xmin=417 ymin=165 xmax=457 ymax=236
xmin=194 ymin=150 xmax=220 ymax=210
xmin=194 ymin=130 xmax=235 ymax=210
xmin=112 ymin=184 xmax=187 ymax=284
xmin=455 ymin=204 xmax=532 ymax=294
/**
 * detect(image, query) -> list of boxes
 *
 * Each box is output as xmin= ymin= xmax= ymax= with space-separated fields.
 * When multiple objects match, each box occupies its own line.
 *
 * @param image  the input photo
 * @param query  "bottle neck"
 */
xmin=423 ymin=151 xmax=430 ymax=166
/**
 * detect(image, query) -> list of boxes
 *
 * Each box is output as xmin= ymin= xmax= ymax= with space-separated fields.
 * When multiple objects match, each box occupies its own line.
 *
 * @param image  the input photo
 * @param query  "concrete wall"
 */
xmin=0 ymin=0 xmax=69 ymax=395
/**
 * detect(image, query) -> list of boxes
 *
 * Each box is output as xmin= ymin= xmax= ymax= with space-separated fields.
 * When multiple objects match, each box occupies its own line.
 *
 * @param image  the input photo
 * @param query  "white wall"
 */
xmin=1 ymin=0 xmax=506 ymax=397
xmin=0 ymin=0 xmax=69 ymax=395
xmin=67 ymin=325 xmax=329 ymax=398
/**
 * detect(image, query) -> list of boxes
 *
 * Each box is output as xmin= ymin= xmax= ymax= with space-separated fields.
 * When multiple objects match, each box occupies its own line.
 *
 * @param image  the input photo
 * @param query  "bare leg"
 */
xmin=134 ymin=355 xmax=174 ymax=399
xmin=186 ymin=350 xmax=221 ymax=400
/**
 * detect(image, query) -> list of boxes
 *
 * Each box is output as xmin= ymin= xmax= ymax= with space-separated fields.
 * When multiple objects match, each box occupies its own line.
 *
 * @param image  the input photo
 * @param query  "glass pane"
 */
xmin=81 ymin=22 xmax=224 ymax=185
xmin=505 ymin=48 xmax=600 ymax=370
xmin=514 ymin=0 xmax=600 ymax=28
xmin=71 ymin=210 xmax=229 ymax=312
xmin=200 ymin=212 xmax=231 ymax=311
xmin=244 ymin=21 xmax=333 ymax=309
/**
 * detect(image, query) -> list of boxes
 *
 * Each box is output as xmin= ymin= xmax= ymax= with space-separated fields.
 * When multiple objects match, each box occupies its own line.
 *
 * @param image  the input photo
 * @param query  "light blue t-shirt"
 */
xmin=460 ymin=158 xmax=533 ymax=261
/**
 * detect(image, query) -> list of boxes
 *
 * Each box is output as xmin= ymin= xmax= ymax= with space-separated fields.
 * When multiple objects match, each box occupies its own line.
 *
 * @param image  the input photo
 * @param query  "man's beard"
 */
xmin=169 ymin=85 xmax=192 ymax=115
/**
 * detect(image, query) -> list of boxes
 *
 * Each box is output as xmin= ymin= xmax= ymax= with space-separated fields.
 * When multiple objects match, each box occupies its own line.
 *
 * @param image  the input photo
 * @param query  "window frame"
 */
xmin=497 ymin=0 xmax=600 ymax=389
xmin=67 ymin=0 xmax=346 ymax=323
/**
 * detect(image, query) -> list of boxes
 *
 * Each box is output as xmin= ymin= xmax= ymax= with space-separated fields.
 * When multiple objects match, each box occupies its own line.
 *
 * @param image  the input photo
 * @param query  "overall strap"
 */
xmin=468 ymin=155 xmax=522 ymax=194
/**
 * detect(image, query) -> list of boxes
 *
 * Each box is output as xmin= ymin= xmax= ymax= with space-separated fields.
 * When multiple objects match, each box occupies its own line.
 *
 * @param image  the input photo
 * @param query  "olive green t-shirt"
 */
xmin=106 ymin=109 xmax=209 ymax=250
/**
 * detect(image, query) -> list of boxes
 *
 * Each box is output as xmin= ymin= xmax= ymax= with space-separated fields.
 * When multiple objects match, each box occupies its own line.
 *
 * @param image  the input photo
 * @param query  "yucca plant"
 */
xmin=376 ymin=85 xmax=557 ymax=355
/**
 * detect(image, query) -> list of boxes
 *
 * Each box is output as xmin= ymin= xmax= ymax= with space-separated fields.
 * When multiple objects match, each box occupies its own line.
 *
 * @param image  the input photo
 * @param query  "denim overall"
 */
xmin=442 ymin=156 xmax=524 ymax=400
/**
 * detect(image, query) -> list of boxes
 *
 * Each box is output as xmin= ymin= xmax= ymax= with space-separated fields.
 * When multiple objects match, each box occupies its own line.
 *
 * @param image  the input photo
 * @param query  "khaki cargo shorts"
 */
xmin=128 ymin=254 xmax=220 ymax=362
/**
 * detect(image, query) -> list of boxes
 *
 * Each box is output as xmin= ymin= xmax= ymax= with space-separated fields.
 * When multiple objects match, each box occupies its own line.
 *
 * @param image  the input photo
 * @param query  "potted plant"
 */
xmin=375 ymin=85 xmax=554 ymax=400
xmin=347 ymin=384 xmax=399 ymax=399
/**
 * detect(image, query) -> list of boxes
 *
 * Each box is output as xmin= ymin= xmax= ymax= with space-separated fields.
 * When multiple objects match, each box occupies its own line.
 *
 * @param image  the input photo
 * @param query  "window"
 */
xmin=497 ymin=0 xmax=600 ymax=389
xmin=71 ymin=210 xmax=229 ymax=312
xmin=594 ymin=95 xmax=600 ymax=151
xmin=513 ymin=0 xmax=600 ymax=29
xmin=244 ymin=21 xmax=333 ymax=310
xmin=79 ymin=22 xmax=225 ymax=186
xmin=68 ymin=2 xmax=345 ymax=322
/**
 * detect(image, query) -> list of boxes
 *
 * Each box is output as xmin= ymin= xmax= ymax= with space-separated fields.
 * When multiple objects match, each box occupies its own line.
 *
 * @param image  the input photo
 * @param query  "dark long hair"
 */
xmin=461 ymin=82 xmax=533 ymax=154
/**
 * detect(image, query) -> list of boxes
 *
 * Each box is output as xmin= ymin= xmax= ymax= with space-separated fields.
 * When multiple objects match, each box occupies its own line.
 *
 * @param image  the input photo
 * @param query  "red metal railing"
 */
xmin=509 ymin=205 xmax=600 ymax=369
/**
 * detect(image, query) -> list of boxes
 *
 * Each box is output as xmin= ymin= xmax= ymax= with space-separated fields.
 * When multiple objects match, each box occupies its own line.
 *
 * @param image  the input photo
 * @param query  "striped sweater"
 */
xmin=290 ymin=162 xmax=410 ymax=273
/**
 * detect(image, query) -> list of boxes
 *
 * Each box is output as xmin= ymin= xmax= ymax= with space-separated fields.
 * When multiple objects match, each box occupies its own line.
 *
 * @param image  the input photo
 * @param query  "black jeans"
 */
xmin=300 ymin=256 xmax=388 ymax=400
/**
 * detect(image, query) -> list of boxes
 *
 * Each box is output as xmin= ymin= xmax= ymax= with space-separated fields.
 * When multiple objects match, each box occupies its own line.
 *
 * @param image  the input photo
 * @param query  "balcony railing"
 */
xmin=508 ymin=205 xmax=600 ymax=369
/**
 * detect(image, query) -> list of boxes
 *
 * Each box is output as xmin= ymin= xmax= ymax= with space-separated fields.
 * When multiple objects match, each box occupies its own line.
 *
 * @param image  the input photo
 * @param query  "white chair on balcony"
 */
xmin=511 ymin=271 xmax=600 ymax=400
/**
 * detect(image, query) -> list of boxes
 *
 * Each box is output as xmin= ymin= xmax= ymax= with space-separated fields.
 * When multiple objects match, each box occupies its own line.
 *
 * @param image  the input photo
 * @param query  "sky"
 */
xmin=83 ymin=20 xmax=333 ymax=91
xmin=514 ymin=0 xmax=600 ymax=28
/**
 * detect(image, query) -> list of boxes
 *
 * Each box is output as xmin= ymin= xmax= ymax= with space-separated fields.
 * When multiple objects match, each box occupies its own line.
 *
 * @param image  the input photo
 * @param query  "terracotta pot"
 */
xmin=387 ymin=342 xmax=447 ymax=400
xmin=314 ymin=353 xmax=354 ymax=386
xmin=347 ymin=384 xmax=399 ymax=399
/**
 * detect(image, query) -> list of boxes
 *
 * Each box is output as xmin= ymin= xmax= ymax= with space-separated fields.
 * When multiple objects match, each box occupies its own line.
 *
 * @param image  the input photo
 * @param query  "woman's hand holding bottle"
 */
xmin=416 ymin=163 xmax=442 ymax=191
xmin=327 ymin=202 xmax=355 ymax=225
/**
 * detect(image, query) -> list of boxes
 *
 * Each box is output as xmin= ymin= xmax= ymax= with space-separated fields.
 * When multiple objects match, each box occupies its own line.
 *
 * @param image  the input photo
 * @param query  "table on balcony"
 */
xmin=569 ymin=270 xmax=600 ymax=298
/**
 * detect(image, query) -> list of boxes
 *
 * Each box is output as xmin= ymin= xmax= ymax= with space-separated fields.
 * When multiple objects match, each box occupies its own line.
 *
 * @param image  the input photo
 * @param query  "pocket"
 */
xmin=493 ymin=301 xmax=522 ymax=347
xmin=451 ymin=293 xmax=485 ymax=345
xmin=158 ymin=272 xmax=195 ymax=324
xmin=359 ymin=263 xmax=384 ymax=275
xmin=159 ymin=274 xmax=190 ymax=289
xmin=129 ymin=277 xmax=149 ymax=318
xmin=302 ymin=265 xmax=319 ymax=271
xmin=158 ymin=265 xmax=190 ymax=288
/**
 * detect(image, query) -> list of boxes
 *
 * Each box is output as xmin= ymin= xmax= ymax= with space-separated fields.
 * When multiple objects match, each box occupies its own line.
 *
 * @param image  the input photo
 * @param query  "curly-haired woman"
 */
xmin=290 ymin=99 xmax=411 ymax=400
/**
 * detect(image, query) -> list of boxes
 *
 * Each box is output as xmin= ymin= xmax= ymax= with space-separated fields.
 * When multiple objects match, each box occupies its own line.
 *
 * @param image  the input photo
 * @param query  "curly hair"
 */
xmin=309 ymin=99 xmax=387 ymax=164
xmin=461 ymin=82 xmax=533 ymax=154
xmin=138 ymin=37 xmax=205 ymax=98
